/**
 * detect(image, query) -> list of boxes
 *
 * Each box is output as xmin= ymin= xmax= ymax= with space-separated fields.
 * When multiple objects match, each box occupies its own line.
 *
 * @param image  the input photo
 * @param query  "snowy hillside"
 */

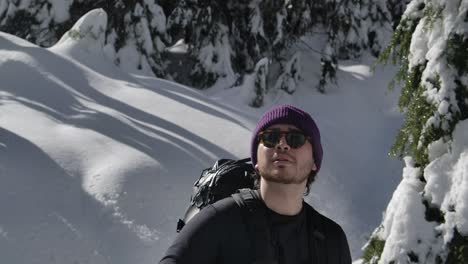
xmin=1 ymin=9 xmax=403 ymax=263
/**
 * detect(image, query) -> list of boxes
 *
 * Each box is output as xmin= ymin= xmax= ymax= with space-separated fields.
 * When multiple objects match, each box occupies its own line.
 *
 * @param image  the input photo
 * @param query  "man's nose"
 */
xmin=276 ymin=135 xmax=290 ymax=151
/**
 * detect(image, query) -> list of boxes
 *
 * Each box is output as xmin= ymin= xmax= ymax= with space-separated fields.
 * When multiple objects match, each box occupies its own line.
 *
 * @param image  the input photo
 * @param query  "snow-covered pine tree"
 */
xmin=386 ymin=0 xmax=410 ymax=29
xmin=316 ymin=0 xmax=391 ymax=91
xmin=0 ymin=0 xmax=74 ymax=46
xmin=167 ymin=0 xmax=393 ymax=96
xmin=274 ymin=52 xmax=302 ymax=94
xmin=104 ymin=0 xmax=169 ymax=77
xmin=167 ymin=0 xmax=313 ymax=93
xmin=0 ymin=0 xmax=170 ymax=77
xmin=362 ymin=0 xmax=468 ymax=263
xmin=322 ymin=0 xmax=390 ymax=60
xmin=250 ymin=57 xmax=269 ymax=108
xmin=184 ymin=0 xmax=236 ymax=88
xmin=166 ymin=0 xmax=195 ymax=42
xmin=317 ymin=43 xmax=338 ymax=93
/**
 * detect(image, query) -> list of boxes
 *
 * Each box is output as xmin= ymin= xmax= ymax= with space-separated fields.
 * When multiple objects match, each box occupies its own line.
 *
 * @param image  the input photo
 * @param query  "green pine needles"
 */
xmin=446 ymin=229 xmax=468 ymax=264
xmin=68 ymin=29 xmax=85 ymax=40
xmin=362 ymin=236 xmax=386 ymax=264
xmin=381 ymin=3 xmax=468 ymax=168
xmin=378 ymin=16 xmax=436 ymax=167
xmin=363 ymin=1 xmax=468 ymax=263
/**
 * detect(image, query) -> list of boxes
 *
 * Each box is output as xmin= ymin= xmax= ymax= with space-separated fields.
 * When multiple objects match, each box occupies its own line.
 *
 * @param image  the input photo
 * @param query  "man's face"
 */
xmin=255 ymin=124 xmax=316 ymax=185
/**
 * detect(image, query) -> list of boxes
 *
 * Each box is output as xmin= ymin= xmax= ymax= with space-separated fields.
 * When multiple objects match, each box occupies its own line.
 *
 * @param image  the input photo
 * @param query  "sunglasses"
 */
xmin=258 ymin=129 xmax=309 ymax=149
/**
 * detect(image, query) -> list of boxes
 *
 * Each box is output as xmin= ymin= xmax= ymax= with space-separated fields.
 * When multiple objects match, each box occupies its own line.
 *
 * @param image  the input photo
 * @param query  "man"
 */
xmin=160 ymin=104 xmax=351 ymax=264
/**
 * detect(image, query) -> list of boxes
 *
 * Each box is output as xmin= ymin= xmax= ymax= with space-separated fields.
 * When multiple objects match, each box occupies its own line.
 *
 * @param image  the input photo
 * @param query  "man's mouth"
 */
xmin=273 ymin=156 xmax=293 ymax=163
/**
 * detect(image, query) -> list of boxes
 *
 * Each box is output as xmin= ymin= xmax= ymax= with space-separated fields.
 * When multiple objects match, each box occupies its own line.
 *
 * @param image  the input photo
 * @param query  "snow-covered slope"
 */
xmin=0 ymin=9 xmax=253 ymax=264
xmin=1 ymin=9 xmax=403 ymax=262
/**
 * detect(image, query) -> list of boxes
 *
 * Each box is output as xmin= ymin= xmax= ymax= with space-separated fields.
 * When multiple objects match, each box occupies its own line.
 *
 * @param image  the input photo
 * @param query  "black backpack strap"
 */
xmin=232 ymin=188 xmax=260 ymax=209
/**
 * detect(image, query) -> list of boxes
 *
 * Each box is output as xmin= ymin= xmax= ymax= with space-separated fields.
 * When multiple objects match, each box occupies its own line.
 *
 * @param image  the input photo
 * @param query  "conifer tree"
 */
xmin=166 ymin=0 xmax=194 ymax=41
xmin=316 ymin=0 xmax=391 ymax=91
xmin=275 ymin=52 xmax=302 ymax=94
xmin=362 ymin=0 xmax=468 ymax=263
xmin=323 ymin=0 xmax=391 ymax=59
xmin=104 ymin=0 xmax=169 ymax=77
xmin=1 ymin=0 xmax=395 ymax=101
xmin=168 ymin=0 xmax=394 ymax=96
xmin=0 ymin=0 xmax=74 ymax=46
xmin=386 ymin=0 xmax=410 ymax=29
xmin=250 ymin=58 xmax=269 ymax=108
xmin=167 ymin=0 xmax=299 ymax=89
xmin=0 ymin=0 xmax=169 ymax=77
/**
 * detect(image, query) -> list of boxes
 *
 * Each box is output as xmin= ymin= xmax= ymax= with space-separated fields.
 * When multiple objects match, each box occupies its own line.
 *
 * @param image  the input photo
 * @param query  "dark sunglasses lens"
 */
xmin=260 ymin=132 xmax=280 ymax=148
xmin=286 ymin=132 xmax=306 ymax=148
xmin=260 ymin=131 xmax=307 ymax=148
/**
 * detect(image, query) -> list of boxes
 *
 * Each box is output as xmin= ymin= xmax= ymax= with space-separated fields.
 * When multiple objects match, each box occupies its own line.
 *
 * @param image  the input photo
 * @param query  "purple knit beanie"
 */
xmin=251 ymin=104 xmax=323 ymax=173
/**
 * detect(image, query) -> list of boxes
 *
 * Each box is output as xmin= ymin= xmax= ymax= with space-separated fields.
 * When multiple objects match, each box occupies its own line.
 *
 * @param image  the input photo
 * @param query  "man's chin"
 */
xmin=261 ymin=174 xmax=305 ymax=185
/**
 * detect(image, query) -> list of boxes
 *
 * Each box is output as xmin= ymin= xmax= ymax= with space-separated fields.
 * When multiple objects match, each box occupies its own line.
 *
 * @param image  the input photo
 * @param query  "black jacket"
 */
xmin=160 ymin=196 xmax=351 ymax=264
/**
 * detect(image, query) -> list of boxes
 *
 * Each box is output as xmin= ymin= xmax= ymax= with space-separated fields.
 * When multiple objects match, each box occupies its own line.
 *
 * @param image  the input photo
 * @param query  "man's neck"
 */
xmin=259 ymin=179 xmax=305 ymax=216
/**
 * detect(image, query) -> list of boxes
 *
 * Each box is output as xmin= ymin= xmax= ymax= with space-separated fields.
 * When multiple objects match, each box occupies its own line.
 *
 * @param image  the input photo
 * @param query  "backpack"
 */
xmin=176 ymin=158 xmax=256 ymax=232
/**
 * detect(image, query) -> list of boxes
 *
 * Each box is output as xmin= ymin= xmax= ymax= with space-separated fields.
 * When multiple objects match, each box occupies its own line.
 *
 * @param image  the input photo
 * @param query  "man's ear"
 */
xmin=311 ymin=161 xmax=317 ymax=171
xmin=254 ymin=164 xmax=259 ymax=170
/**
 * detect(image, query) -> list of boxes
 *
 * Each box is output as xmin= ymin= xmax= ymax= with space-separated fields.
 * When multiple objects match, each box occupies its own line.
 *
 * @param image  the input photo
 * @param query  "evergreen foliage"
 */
xmin=0 ymin=0 xmax=71 ymax=46
xmin=446 ymin=229 xmax=468 ymax=264
xmin=316 ymin=0 xmax=391 ymax=92
xmin=362 ymin=236 xmax=386 ymax=264
xmin=168 ymin=0 xmax=391 ymax=98
xmin=167 ymin=0 xmax=298 ymax=89
xmin=326 ymin=0 xmax=391 ymax=59
xmin=250 ymin=58 xmax=269 ymax=108
xmin=386 ymin=0 xmax=410 ymax=29
xmin=317 ymin=46 xmax=338 ymax=94
xmin=0 ymin=0 xmax=169 ymax=77
xmin=0 ymin=0 xmax=393 ymax=99
xmin=378 ymin=3 xmax=426 ymax=166
xmin=274 ymin=52 xmax=302 ymax=94
xmin=363 ymin=0 xmax=468 ymax=263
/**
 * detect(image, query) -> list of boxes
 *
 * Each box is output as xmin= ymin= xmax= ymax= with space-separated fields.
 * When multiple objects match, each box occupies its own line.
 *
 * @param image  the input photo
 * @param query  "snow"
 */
xmin=194 ymin=25 xmax=236 ymax=85
xmin=425 ymin=120 xmax=468 ymax=241
xmin=274 ymin=52 xmax=301 ymax=94
xmin=48 ymin=0 xmax=73 ymax=23
xmin=454 ymin=0 xmax=468 ymax=34
xmin=166 ymin=39 xmax=189 ymax=54
xmin=0 ymin=30 xmax=251 ymax=263
xmin=402 ymin=0 xmax=425 ymax=20
xmin=250 ymin=3 xmax=265 ymax=37
xmin=408 ymin=19 xmax=429 ymax=68
xmin=438 ymin=100 xmax=450 ymax=115
xmin=427 ymin=137 xmax=449 ymax=162
xmin=376 ymin=157 xmax=442 ymax=264
xmin=411 ymin=1 xmax=467 ymax=133
xmin=373 ymin=120 xmax=468 ymax=264
xmin=52 ymin=8 xmax=107 ymax=54
xmin=273 ymin=12 xmax=285 ymax=45
xmin=370 ymin=1 xmax=468 ymax=262
xmin=144 ymin=0 xmax=166 ymax=34
xmin=0 ymin=9 xmax=406 ymax=263
xmin=116 ymin=41 xmax=155 ymax=76
xmin=134 ymin=3 xmax=155 ymax=54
